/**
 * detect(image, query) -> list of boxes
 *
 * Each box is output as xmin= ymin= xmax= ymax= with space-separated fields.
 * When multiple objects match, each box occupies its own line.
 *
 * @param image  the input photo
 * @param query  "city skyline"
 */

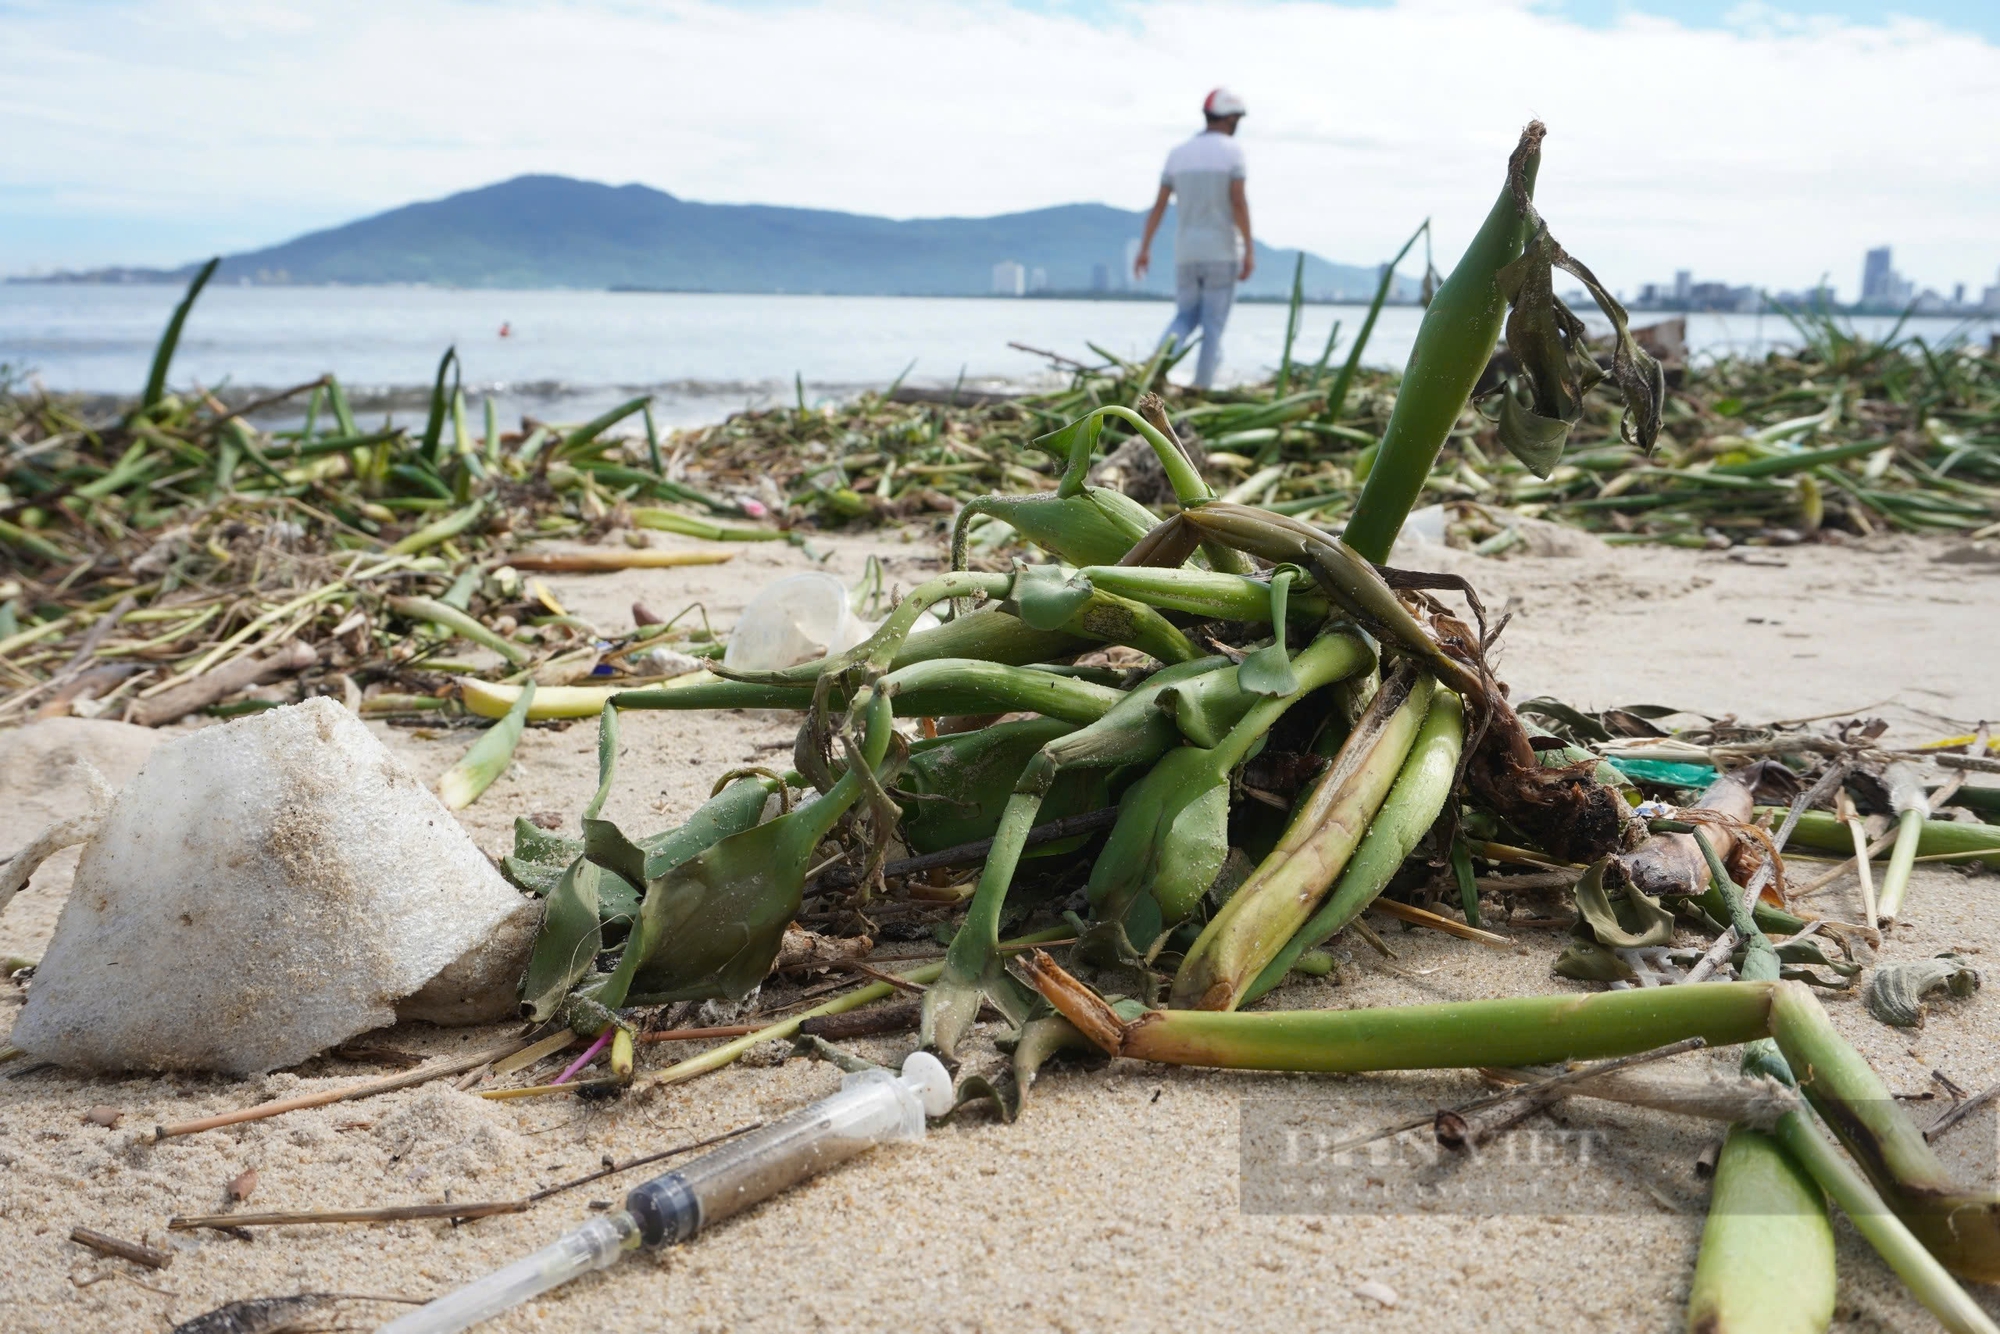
xmin=1631 ymin=246 xmax=2000 ymax=316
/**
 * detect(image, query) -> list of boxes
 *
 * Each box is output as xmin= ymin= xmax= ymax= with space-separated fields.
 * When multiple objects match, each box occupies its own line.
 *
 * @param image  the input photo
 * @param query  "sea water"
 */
xmin=1 ymin=282 xmax=1988 ymax=430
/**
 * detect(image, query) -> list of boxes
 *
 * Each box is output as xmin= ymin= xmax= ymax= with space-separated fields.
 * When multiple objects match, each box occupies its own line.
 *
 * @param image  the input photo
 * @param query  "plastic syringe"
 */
xmin=377 ymin=1052 xmax=953 ymax=1334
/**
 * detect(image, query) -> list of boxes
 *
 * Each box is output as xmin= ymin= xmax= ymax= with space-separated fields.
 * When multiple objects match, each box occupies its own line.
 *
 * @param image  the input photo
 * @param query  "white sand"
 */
xmin=3 ymin=527 xmax=1998 ymax=1332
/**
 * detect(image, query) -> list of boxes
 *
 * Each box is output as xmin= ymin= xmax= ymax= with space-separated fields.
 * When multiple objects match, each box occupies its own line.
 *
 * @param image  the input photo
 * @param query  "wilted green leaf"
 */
xmin=1866 ymin=953 xmax=1980 ymax=1027
xmin=1031 ymin=410 xmax=1103 ymax=495
xmin=520 ymin=857 xmax=605 ymax=1023
xmin=1011 ymin=563 xmax=1096 ymax=631
xmin=1572 ymin=858 xmax=1676 ymax=949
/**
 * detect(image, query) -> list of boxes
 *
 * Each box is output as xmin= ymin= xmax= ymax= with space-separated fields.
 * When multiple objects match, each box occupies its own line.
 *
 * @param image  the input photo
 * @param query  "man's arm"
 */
xmin=1230 ymin=178 xmax=1254 ymax=281
xmin=1133 ymin=183 xmax=1172 ymax=279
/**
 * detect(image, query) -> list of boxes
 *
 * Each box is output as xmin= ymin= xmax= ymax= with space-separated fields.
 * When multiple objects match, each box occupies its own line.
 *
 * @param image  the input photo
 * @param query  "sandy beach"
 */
xmin=5 ymin=524 xmax=1999 ymax=1334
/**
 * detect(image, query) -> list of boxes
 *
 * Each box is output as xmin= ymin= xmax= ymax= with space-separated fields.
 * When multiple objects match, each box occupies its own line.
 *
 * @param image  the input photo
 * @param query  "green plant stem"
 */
xmin=1777 ymin=809 xmax=2000 ymax=870
xmin=1344 ymin=134 xmax=1541 ymax=562
xmin=1771 ymin=1108 xmax=1999 ymax=1334
xmin=1078 ymin=566 xmax=1330 ymax=623
xmin=386 ymin=498 xmax=486 ymax=557
xmin=1685 ymin=1125 xmax=1836 ymax=1334
xmin=1322 ymin=220 xmax=1428 ymax=428
xmin=1877 ymin=807 xmax=1926 ymax=920
xmin=1240 ymin=688 xmax=1465 ymax=1004
xmin=1032 ymin=965 xmax=1778 ymax=1071
xmin=1173 ymin=670 xmax=1436 ymax=1010
xmin=387 ymin=594 xmax=528 ymax=667
xmin=141 ymin=257 xmax=218 ymax=409
xmin=437 ymin=680 xmax=534 ymax=810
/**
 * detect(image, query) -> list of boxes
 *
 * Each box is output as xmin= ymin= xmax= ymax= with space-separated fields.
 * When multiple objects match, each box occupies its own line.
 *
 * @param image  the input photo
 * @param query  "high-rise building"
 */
xmin=1028 ymin=267 xmax=1048 ymax=294
xmin=1123 ymin=238 xmax=1142 ymax=287
xmin=992 ymin=261 xmax=1025 ymax=297
xmin=1091 ymin=262 xmax=1111 ymax=292
xmin=1862 ymin=247 xmax=1894 ymax=303
xmin=1981 ymin=267 xmax=2000 ymax=314
xmin=1673 ymin=270 xmax=1692 ymax=303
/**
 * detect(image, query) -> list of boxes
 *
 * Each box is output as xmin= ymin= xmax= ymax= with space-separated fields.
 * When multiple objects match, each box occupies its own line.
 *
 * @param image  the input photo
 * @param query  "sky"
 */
xmin=1 ymin=0 xmax=1997 ymax=299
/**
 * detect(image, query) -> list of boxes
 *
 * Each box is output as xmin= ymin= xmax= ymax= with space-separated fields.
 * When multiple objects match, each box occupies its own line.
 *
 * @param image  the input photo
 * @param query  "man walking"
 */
xmin=1133 ymin=88 xmax=1253 ymax=389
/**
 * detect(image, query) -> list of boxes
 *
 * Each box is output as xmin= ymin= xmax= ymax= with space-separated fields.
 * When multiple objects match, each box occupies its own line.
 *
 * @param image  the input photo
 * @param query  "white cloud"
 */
xmin=0 ymin=0 xmax=1996 ymax=296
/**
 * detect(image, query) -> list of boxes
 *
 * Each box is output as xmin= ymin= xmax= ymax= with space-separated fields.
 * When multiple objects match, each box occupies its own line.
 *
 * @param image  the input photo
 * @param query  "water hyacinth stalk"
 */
xmin=1343 ymin=128 xmax=1541 ymax=562
xmin=385 ymin=498 xmax=489 ymax=558
xmin=1687 ymin=834 xmax=1835 ymax=1334
xmin=1321 ymin=219 xmax=1430 ymax=428
xmin=1768 ymin=980 xmax=2000 ymax=1284
xmin=1778 ymin=809 xmax=2000 ymax=871
xmin=1685 ymin=1126 xmax=1836 ymax=1334
xmin=141 ymin=256 xmax=219 ymax=411
xmin=1029 ymin=956 xmax=1779 ymax=1071
xmin=1766 ymin=1106 xmax=2000 ymax=1334
xmin=1240 ymin=688 xmax=1465 ymax=1005
xmin=388 ymin=591 xmax=526 ymax=666
xmin=923 ymin=656 xmax=1250 ymax=1055
xmin=1085 ymin=630 xmax=1377 ymax=931
xmin=467 ymin=677 xmax=702 ymax=720
xmin=630 ymin=507 xmax=789 ymax=541
xmin=1078 ymin=565 xmax=1331 ymax=624
xmin=1172 ymin=669 xmax=1436 ymax=1011
xmin=1875 ymin=762 xmax=1930 ymax=921
xmin=438 ymin=680 xmax=534 ymax=810
xmin=420 ymin=346 xmax=457 ymax=462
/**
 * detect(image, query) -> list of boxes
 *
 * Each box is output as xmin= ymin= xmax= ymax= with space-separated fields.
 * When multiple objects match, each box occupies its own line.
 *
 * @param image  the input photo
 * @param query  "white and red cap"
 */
xmin=1203 ymin=87 xmax=1247 ymax=118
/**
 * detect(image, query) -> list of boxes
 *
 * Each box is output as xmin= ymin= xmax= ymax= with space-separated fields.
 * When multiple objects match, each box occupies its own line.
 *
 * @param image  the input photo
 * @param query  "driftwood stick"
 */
xmin=147 ymin=1035 xmax=534 ymax=1141
xmin=170 ymin=1124 xmax=765 ymax=1230
xmin=70 ymin=1226 xmax=172 ymax=1269
xmin=1320 ymin=1038 xmax=1710 ymax=1159
xmin=128 ymin=639 xmax=316 ymax=727
xmin=170 ymin=1201 xmax=527 ymax=1230
xmin=1926 ymin=1081 xmax=2000 ymax=1145
xmin=505 ymin=549 xmax=734 ymax=572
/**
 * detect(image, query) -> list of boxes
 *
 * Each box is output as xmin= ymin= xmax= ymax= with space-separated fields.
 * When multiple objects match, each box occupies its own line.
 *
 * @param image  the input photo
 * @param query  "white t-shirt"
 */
xmin=1161 ymin=130 xmax=1247 ymax=266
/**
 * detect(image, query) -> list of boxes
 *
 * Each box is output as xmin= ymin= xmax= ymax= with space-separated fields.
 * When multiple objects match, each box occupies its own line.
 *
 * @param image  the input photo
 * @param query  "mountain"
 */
xmin=24 ymin=175 xmax=1416 ymax=301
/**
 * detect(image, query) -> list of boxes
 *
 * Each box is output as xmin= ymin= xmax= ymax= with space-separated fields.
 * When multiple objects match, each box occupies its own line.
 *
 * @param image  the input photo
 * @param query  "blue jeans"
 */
xmin=1160 ymin=260 xmax=1237 ymax=388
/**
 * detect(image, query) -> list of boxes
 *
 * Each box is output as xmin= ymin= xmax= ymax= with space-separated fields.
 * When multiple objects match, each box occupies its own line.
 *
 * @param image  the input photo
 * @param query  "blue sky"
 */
xmin=2 ymin=0 xmax=1996 ymax=297
xmin=1012 ymin=0 xmax=2000 ymax=39
xmin=1552 ymin=0 xmax=1999 ymax=40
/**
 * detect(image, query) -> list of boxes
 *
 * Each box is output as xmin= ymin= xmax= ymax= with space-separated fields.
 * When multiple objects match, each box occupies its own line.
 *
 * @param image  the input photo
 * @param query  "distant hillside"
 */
xmin=24 ymin=175 xmax=1415 ymax=302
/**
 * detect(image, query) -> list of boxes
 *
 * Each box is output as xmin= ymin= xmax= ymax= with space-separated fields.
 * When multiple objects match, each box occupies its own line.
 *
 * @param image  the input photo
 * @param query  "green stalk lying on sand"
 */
xmin=436 ymin=680 xmax=534 ymax=810
xmin=1770 ymin=809 xmax=2000 ymax=871
xmin=1688 ymin=830 xmax=1835 ymax=1334
xmin=1023 ymin=947 xmax=2000 ymax=1292
xmin=1686 ymin=1126 xmax=1835 ymax=1334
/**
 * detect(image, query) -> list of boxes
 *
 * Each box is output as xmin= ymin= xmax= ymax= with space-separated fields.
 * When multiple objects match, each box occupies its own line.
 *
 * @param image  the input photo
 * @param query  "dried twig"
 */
xmin=1926 ymin=1082 xmax=2000 ymax=1145
xmin=127 ymin=639 xmax=316 ymax=727
xmin=1318 ymin=1038 xmax=1709 ymax=1158
xmin=70 ymin=1226 xmax=171 ymax=1269
xmin=147 ymin=1035 xmax=536 ymax=1141
xmin=170 ymin=1201 xmax=526 ymax=1231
